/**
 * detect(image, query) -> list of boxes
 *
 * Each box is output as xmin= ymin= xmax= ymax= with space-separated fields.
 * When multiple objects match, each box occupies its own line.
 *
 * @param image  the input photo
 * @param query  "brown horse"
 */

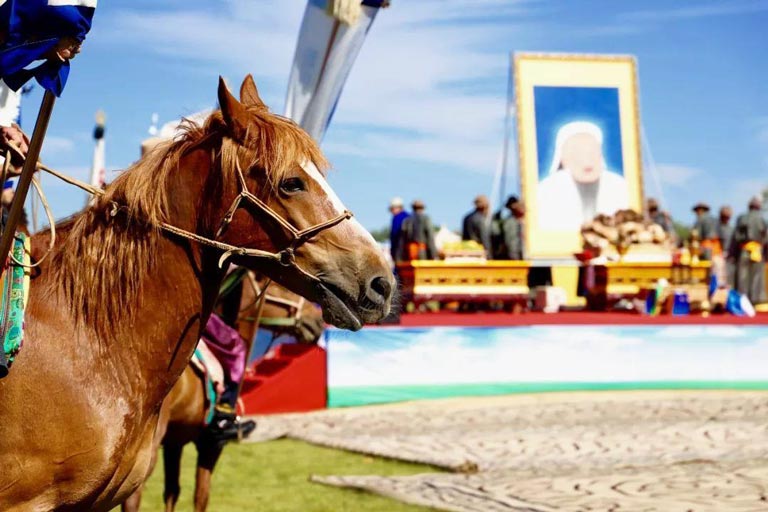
xmin=224 ymin=269 xmax=324 ymax=349
xmin=121 ymin=273 xmax=323 ymax=512
xmin=0 ymin=76 xmax=392 ymax=511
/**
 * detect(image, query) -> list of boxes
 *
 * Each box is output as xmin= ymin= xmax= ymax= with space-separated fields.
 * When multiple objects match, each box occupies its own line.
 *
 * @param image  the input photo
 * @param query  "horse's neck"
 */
xmin=127 ymin=240 xmax=223 ymax=403
xmin=74 ymin=149 xmax=223 ymax=406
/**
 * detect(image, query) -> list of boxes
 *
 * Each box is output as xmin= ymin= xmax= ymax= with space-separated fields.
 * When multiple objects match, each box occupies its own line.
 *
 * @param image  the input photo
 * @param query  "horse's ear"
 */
xmin=218 ymin=76 xmax=249 ymax=139
xmin=240 ymin=74 xmax=265 ymax=108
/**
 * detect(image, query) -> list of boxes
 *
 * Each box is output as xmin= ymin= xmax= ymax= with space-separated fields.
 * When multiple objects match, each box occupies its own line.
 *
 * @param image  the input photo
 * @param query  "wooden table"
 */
xmin=396 ymin=260 xmax=531 ymax=306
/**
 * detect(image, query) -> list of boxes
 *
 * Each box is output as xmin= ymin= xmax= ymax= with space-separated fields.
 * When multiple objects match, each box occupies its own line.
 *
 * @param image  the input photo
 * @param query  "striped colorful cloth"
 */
xmin=2 ymin=233 xmax=30 ymax=366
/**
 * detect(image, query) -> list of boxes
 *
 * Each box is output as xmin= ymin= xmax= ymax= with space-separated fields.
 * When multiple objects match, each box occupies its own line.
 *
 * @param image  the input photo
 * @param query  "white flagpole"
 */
xmin=88 ymin=109 xmax=105 ymax=205
xmin=490 ymin=53 xmax=516 ymax=217
xmin=498 ymin=53 xmax=515 ymax=206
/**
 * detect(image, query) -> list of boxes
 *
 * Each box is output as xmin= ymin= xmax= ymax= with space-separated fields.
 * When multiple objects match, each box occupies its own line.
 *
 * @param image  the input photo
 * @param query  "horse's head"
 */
xmin=210 ymin=76 xmax=393 ymax=331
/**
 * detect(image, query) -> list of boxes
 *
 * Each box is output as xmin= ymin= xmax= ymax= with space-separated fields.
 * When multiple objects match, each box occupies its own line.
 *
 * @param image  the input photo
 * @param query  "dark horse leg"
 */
xmin=163 ymin=443 xmax=184 ymax=512
xmin=193 ymin=439 xmax=224 ymax=512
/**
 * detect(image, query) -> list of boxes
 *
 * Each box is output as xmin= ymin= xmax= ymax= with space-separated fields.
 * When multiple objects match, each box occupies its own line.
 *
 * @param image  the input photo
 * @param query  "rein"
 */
xmin=5 ymin=141 xmax=353 ymax=278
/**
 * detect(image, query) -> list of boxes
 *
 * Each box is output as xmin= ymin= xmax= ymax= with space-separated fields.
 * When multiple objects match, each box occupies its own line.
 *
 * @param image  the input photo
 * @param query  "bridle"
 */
xmin=238 ymin=271 xmax=307 ymax=329
xmin=8 ymin=136 xmax=354 ymax=278
xmin=210 ymin=156 xmax=353 ymax=270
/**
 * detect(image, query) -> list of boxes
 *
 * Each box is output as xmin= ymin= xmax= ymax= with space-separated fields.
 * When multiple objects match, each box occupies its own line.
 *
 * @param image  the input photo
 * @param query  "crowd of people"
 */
xmin=389 ymin=194 xmax=526 ymax=263
xmin=685 ymin=196 xmax=767 ymax=304
xmin=389 ymin=192 xmax=768 ymax=305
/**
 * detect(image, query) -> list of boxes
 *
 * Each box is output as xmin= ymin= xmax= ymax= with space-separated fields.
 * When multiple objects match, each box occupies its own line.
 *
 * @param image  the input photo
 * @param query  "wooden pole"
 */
xmin=0 ymin=90 xmax=56 ymax=272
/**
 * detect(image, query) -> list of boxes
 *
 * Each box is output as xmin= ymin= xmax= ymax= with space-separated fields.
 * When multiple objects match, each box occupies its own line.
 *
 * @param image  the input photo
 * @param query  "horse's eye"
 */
xmin=279 ymin=177 xmax=305 ymax=194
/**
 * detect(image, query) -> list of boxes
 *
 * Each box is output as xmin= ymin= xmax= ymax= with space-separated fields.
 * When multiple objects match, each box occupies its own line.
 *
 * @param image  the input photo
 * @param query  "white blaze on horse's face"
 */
xmin=296 ymin=160 xmax=393 ymax=330
xmin=300 ymin=161 xmax=377 ymax=245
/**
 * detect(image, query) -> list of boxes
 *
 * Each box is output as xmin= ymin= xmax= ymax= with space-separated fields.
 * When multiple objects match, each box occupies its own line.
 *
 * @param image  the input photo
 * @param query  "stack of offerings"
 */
xmin=581 ymin=210 xmax=672 ymax=261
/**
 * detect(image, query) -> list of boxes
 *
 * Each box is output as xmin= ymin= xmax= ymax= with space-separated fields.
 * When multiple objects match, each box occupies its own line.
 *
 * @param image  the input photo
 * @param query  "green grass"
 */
xmin=135 ymin=439 xmax=439 ymax=511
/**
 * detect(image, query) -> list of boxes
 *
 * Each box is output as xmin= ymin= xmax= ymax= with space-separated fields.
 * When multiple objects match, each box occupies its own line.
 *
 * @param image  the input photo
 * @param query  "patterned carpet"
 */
xmin=250 ymin=391 xmax=768 ymax=511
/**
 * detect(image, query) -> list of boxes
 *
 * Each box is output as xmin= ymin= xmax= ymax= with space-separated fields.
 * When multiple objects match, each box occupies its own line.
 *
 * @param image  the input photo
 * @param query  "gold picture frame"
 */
xmin=514 ymin=52 xmax=644 ymax=259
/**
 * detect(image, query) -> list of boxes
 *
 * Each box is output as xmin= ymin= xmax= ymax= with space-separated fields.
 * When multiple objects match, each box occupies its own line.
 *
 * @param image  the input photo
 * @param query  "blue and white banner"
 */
xmin=284 ymin=0 xmax=385 ymax=142
xmin=0 ymin=0 xmax=97 ymax=95
xmin=326 ymin=325 xmax=768 ymax=407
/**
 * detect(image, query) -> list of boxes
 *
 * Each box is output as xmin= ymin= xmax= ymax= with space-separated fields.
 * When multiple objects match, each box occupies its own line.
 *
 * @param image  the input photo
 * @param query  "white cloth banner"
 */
xmin=284 ymin=0 xmax=380 ymax=143
xmin=0 ymin=80 xmax=21 ymax=128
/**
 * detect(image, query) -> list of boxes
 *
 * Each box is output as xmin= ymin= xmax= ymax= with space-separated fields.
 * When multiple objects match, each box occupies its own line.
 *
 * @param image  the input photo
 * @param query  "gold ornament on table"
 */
xmin=689 ymin=229 xmax=701 ymax=265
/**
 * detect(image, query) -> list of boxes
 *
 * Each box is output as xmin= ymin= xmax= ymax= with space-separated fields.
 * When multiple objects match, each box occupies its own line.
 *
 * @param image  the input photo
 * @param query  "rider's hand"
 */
xmin=46 ymin=36 xmax=82 ymax=62
xmin=1 ymin=124 xmax=29 ymax=175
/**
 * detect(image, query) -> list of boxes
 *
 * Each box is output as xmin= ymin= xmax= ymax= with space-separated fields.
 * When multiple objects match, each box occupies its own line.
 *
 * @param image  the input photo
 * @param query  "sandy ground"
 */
xmin=248 ymin=390 xmax=768 ymax=511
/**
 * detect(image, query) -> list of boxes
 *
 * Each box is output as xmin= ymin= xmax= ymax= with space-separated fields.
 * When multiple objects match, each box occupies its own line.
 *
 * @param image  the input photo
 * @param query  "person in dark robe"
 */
xmin=462 ymin=195 xmax=491 ymax=258
xmin=717 ymin=206 xmax=735 ymax=287
xmin=503 ymin=198 xmax=526 ymax=260
xmin=733 ymin=196 xmax=767 ymax=304
xmin=398 ymin=199 xmax=438 ymax=261
xmin=388 ymin=197 xmax=409 ymax=263
xmin=646 ymin=198 xmax=672 ymax=232
xmin=691 ymin=202 xmax=718 ymax=260
xmin=492 ymin=195 xmax=525 ymax=260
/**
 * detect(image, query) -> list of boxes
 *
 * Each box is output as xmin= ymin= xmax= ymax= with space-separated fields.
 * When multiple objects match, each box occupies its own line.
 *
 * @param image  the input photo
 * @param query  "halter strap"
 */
xmin=6 ymin=140 xmax=354 ymax=278
xmin=213 ymin=158 xmax=353 ymax=267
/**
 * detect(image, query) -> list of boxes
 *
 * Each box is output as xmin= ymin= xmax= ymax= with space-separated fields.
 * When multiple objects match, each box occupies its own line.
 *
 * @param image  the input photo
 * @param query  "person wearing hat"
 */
xmin=462 ymin=195 xmax=491 ymax=258
xmin=388 ymin=196 xmax=410 ymax=263
xmin=397 ymin=199 xmax=437 ymax=261
xmin=717 ymin=206 xmax=736 ymax=287
xmin=504 ymin=197 xmax=526 ymax=260
xmin=646 ymin=198 xmax=672 ymax=233
xmin=491 ymin=195 xmax=525 ymax=260
xmin=691 ymin=202 xmax=718 ymax=260
xmin=733 ymin=196 xmax=767 ymax=304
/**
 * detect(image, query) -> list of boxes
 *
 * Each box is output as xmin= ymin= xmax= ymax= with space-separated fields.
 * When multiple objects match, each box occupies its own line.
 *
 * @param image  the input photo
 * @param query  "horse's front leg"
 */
xmin=193 ymin=439 xmax=224 ymax=512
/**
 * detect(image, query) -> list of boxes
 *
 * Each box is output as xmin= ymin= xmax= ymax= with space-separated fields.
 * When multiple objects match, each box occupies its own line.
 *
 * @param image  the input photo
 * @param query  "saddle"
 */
xmin=0 ymin=233 xmax=30 ymax=378
xmin=190 ymin=340 xmax=225 ymax=426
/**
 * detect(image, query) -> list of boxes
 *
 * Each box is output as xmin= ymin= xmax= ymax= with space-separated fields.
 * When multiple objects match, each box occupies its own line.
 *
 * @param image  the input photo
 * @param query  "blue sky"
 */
xmin=21 ymin=0 xmax=768 ymax=232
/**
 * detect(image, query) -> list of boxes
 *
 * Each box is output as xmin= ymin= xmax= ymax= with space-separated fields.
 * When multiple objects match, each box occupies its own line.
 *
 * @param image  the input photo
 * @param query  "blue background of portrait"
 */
xmin=533 ymin=86 xmax=624 ymax=180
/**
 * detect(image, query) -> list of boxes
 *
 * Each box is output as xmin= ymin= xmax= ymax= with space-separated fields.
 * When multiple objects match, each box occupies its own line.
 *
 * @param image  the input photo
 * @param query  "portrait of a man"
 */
xmin=535 ymin=86 xmax=629 ymax=230
xmin=514 ymin=53 xmax=643 ymax=258
xmin=537 ymin=121 xmax=629 ymax=230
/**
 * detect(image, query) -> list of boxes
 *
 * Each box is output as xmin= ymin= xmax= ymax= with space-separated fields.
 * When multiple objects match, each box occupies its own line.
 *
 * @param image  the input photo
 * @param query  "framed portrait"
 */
xmin=514 ymin=53 xmax=644 ymax=259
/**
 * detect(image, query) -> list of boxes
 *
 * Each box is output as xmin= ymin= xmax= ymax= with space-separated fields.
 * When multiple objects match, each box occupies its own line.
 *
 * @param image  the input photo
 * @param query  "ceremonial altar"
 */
xmin=396 ymin=260 xmax=530 ymax=306
xmin=579 ymin=261 xmax=711 ymax=311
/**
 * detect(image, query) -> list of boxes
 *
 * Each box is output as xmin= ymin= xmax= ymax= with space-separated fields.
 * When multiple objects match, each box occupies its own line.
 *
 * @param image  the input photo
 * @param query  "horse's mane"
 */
xmin=49 ymin=107 xmax=327 ymax=339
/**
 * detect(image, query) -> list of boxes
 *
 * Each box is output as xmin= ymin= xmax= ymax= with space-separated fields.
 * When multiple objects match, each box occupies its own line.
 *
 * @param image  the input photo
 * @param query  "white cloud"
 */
xmin=757 ymin=117 xmax=768 ymax=169
xmin=100 ymin=1 xmax=533 ymax=175
xmin=723 ymin=177 xmax=767 ymax=210
xmin=654 ymin=164 xmax=702 ymax=187
xmin=621 ymin=0 xmax=768 ymax=22
xmin=41 ymin=136 xmax=75 ymax=158
xmin=758 ymin=118 xmax=768 ymax=144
